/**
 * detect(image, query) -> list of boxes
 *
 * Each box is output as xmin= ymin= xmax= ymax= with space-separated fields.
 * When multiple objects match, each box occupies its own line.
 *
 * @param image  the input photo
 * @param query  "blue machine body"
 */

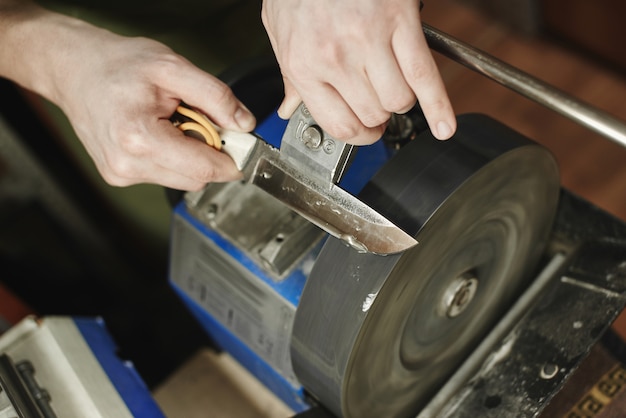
xmin=74 ymin=317 xmax=166 ymax=417
xmin=169 ymin=112 xmax=390 ymax=411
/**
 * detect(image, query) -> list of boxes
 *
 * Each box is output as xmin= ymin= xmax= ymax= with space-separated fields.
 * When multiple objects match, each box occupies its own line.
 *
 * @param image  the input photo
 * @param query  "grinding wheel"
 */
xmin=290 ymin=114 xmax=560 ymax=418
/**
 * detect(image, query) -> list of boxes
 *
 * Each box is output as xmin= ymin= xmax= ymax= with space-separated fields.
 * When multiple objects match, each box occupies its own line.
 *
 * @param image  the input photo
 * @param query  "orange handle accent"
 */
xmin=174 ymin=105 xmax=222 ymax=150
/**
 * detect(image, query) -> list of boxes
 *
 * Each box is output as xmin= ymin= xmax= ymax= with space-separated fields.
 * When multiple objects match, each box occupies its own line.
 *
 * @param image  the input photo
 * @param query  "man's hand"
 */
xmin=262 ymin=0 xmax=456 ymax=145
xmin=56 ymin=34 xmax=255 ymax=190
xmin=1 ymin=2 xmax=255 ymax=191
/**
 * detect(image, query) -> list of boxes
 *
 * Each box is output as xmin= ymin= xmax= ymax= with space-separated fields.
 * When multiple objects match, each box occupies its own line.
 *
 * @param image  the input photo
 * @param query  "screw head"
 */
xmin=206 ymin=203 xmax=218 ymax=219
xmin=540 ymin=363 xmax=559 ymax=379
xmin=322 ymin=139 xmax=336 ymax=154
xmin=302 ymin=125 xmax=323 ymax=149
xmin=441 ymin=272 xmax=479 ymax=318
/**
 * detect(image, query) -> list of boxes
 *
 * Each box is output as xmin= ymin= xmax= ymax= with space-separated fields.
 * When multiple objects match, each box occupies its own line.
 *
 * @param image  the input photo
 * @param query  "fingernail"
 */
xmin=436 ymin=121 xmax=453 ymax=140
xmin=277 ymin=97 xmax=300 ymax=120
xmin=235 ymin=106 xmax=255 ymax=131
xmin=277 ymin=102 xmax=289 ymax=120
xmin=276 ymin=101 xmax=294 ymax=120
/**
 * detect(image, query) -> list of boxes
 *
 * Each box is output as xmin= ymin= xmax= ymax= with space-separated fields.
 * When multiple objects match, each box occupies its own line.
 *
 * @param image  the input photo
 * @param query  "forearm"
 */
xmin=0 ymin=1 xmax=112 ymax=106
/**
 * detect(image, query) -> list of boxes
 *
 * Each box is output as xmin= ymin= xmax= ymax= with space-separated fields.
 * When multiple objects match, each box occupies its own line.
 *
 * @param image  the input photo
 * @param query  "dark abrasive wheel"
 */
xmin=291 ymin=114 xmax=560 ymax=418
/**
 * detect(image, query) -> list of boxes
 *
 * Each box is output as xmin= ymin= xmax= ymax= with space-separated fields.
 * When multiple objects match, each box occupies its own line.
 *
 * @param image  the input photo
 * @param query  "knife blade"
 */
xmin=172 ymin=105 xmax=417 ymax=255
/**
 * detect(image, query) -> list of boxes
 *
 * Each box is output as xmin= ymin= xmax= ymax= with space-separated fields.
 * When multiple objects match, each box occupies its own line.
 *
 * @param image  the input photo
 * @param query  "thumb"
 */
xmin=277 ymin=77 xmax=302 ymax=120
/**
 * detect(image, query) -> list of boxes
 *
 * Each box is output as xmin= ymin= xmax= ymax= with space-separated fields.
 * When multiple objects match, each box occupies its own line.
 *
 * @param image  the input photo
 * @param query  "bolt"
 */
xmin=302 ymin=125 xmax=323 ymax=149
xmin=385 ymin=113 xmax=415 ymax=142
xmin=322 ymin=139 xmax=336 ymax=154
xmin=540 ymin=363 xmax=559 ymax=379
xmin=206 ymin=203 xmax=218 ymax=219
xmin=442 ymin=272 xmax=479 ymax=318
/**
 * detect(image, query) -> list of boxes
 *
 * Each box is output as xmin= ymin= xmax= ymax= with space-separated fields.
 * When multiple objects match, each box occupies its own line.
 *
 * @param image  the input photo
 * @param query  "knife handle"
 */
xmin=171 ymin=104 xmax=257 ymax=171
xmin=171 ymin=104 xmax=222 ymax=150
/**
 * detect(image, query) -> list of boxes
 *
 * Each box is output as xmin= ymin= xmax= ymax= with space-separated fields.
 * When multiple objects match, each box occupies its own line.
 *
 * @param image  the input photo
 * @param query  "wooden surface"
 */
xmin=153 ymin=350 xmax=294 ymax=418
xmin=542 ymin=0 xmax=626 ymax=72
xmin=423 ymin=0 xmax=626 ymax=223
xmin=154 ymin=1 xmax=626 ymax=416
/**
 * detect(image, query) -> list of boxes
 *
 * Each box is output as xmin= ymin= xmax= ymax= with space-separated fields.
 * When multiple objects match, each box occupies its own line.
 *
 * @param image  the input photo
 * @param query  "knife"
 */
xmin=171 ymin=103 xmax=417 ymax=255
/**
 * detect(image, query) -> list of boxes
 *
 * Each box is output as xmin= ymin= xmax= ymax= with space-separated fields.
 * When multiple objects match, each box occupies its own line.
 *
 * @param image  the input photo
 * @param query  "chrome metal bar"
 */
xmin=423 ymin=23 xmax=626 ymax=149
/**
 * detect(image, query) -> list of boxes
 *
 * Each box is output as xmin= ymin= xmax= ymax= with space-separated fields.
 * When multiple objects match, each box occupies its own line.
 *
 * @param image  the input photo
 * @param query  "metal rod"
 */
xmin=418 ymin=252 xmax=568 ymax=417
xmin=423 ymin=23 xmax=626 ymax=149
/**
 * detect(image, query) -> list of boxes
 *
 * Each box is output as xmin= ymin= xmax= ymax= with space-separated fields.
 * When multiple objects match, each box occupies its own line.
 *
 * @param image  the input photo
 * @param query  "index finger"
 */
xmin=393 ymin=20 xmax=456 ymax=140
xmin=158 ymin=57 xmax=256 ymax=132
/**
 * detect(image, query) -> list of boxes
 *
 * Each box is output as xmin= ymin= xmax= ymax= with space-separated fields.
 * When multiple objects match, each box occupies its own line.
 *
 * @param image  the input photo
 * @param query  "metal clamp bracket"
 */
xmin=279 ymin=104 xmax=356 ymax=190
